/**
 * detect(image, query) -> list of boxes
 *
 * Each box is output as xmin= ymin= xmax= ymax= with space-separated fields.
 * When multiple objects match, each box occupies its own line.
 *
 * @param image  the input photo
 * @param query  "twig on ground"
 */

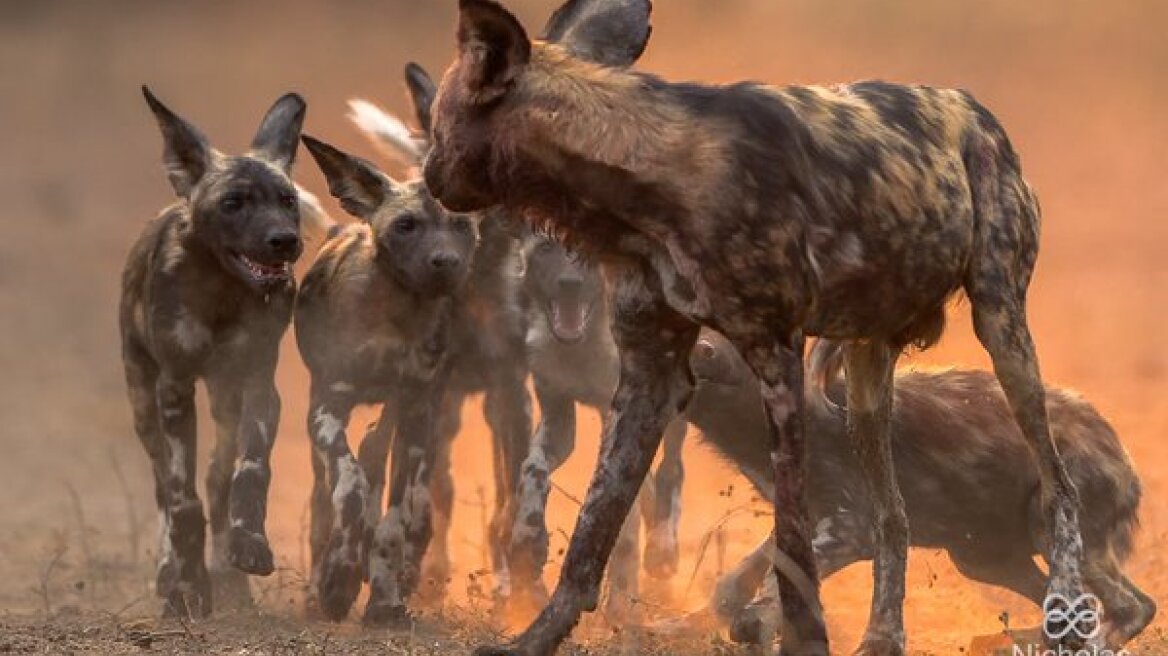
xmin=35 ymin=538 xmax=68 ymax=615
xmin=549 ymin=480 xmax=583 ymax=507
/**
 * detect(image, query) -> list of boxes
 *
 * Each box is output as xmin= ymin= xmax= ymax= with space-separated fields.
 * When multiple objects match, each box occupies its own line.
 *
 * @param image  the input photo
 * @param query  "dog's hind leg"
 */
xmin=205 ymin=378 xmax=251 ymax=607
xmin=124 ymin=344 xmax=193 ymax=617
xmin=484 ymin=365 xmax=533 ymax=606
xmin=419 ymin=393 xmax=461 ymax=604
xmin=841 ymin=340 xmax=907 ymax=656
xmin=731 ymin=332 xmax=829 ymax=656
xmin=365 ymin=371 xmax=449 ymax=627
xmin=965 ymin=163 xmax=1086 ymax=647
xmin=479 ymin=267 xmax=698 ymax=656
xmin=1084 ymin=555 xmax=1156 ymax=649
xmin=357 ymin=402 xmax=395 ymax=579
xmin=642 ymin=418 xmax=686 ymax=581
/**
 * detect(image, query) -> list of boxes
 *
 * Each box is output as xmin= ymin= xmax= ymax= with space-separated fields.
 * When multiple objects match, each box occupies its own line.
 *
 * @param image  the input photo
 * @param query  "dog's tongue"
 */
xmin=552 ymin=299 xmax=586 ymax=341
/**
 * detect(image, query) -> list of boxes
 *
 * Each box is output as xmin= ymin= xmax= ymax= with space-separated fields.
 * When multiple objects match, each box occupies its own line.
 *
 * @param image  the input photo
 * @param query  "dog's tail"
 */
xmin=806 ymin=338 xmax=846 ymax=413
xmin=347 ymin=99 xmax=426 ymax=168
xmin=296 ymin=184 xmax=341 ymax=243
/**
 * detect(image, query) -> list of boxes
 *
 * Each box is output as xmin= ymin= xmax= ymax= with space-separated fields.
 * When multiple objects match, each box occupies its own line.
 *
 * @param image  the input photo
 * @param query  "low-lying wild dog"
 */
xmin=422 ymin=0 xmax=1089 ymax=653
xmin=294 ymin=63 xmax=530 ymax=626
xmin=688 ymin=334 xmax=1154 ymax=650
xmin=515 ymin=233 xmax=687 ymax=618
xmin=121 ymin=87 xmax=306 ymax=617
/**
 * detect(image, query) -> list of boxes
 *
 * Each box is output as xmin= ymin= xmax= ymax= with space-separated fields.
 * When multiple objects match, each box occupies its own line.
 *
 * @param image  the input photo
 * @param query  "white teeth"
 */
xmin=236 ymin=253 xmax=289 ymax=281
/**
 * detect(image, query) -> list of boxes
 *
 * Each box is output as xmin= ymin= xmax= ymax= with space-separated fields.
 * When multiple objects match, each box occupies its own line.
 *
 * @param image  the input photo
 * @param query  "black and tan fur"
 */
xmin=120 ymin=87 xmax=306 ymax=618
xmin=514 ymin=233 xmax=687 ymax=619
xmin=294 ymin=64 xmax=531 ymax=626
xmin=689 ymin=335 xmax=1154 ymax=651
xmin=421 ymin=1 xmax=1088 ymax=654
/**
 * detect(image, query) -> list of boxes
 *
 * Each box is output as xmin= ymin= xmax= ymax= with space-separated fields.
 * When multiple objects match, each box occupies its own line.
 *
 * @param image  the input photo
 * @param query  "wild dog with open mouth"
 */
xmin=514 ymin=233 xmax=687 ymax=619
xmin=347 ymin=63 xmax=534 ymax=613
xmin=120 ymin=87 xmax=306 ymax=617
xmin=295 ymin=63 xmax=530 ymax=626
xmin=687 ymin=334 xmax=1154 ymax=651
xmin=422 ymin=1 xmax=1089 ymax=653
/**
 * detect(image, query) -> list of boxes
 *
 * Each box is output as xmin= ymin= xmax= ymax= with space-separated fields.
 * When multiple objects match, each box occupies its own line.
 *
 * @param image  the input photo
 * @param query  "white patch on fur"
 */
xmin=172 ymin=310 xmax=211 ymax=353
xmin=647 ymin=486 xmax=682 ymax=558
xmin=312 ymin=407 xmax=345 ymax=449
xmin=329 ymin=381 xmax=355 ymax=393
xmin=367 ymin=507 xmax=406 ymax=607
xmin=332 ymin=454 xmax=368 ymax=511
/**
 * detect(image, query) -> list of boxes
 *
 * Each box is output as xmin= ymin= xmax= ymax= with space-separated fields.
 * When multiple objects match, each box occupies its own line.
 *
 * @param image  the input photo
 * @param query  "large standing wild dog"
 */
xmin=294 ymin=63 xmax=530 ymax=625
xmin=690 ymin=335 xmax=1154 ymax=650
xmin=121 ymin=87 xmax=306 ymax=617
xmin=421 ymin=0 xmax=1087 ymax=654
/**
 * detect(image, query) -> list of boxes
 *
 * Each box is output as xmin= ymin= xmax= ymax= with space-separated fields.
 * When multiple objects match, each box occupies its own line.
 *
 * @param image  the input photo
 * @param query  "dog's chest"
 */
xmin=528 ymin=318 xmax=617 ymax=407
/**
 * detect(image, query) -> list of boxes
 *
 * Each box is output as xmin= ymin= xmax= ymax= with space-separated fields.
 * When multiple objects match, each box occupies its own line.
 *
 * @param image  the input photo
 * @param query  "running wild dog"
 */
xmin=422 ymin=0 xmax=1087 ymax=653
xmin=516 ymin=232 xmax=687 ymax=618
xmin=121 ymin=87 xmax=306 ymax=617
xmin=294 ymin=63 xmax=530 ymax=626
xmin=688 ymin=335 xmax=1154 ymax=650
xmin=349 ymin=64 xmax=535 ymax=611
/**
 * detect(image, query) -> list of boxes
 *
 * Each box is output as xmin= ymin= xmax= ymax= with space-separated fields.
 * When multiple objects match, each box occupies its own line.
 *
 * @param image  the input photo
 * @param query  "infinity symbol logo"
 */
xmin=1042 ymin=592 xmax=1102 ymax=640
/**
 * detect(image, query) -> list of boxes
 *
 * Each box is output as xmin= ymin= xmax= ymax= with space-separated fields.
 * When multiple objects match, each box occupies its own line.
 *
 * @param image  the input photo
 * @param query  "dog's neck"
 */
xmin=500 ymin=45 xmax=726 ymax=255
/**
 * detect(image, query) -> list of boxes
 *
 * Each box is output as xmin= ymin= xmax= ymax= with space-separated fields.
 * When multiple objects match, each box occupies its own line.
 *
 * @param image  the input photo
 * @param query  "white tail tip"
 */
xmin=347 ymin=99 xmax=426 ymax=167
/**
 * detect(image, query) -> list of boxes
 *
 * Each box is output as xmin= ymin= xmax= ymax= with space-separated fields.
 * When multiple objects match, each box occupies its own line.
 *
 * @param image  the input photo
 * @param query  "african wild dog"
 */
xmin=422 ymin=1 xmax=1088 ymax=654
xmin=121 ymin=87 xmax=306 ymax=617
xmin=685 ymin=334 xmax=1154 ymax=650
xmin=348 ymin=64 xmax=536 ymax=610
xmin=514 ymin=232 xmax=687 ymax=618
xmin=294 ymin=63 xmax=530 ymax=626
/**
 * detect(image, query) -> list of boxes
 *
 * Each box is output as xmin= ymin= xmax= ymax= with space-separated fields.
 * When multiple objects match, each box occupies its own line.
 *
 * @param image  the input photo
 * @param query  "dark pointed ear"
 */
xmin=251 ymin=92 xmax=307 ymax=171
xmin=301 ymin=135 xmax=398 ymax=221
xmin=404 ymin=62 xmax=437 ymax=135
xmin=540 ymin=0 xmax=652 ymax=67
xmin=457 ymin=0 xmax=531 ymax=103
xmin=142 ymin=85 xmax=211 ymax=198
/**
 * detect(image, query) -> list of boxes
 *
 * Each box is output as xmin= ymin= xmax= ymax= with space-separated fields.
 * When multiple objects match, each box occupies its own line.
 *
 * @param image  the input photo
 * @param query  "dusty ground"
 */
xmin=0 ymin=1 xmax=1165 ymax=654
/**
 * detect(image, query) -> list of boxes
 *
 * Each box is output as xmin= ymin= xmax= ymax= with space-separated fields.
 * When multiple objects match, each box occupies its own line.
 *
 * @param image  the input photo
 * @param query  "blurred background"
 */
xmin=0 ymin=1 xmax=1164 ymax=652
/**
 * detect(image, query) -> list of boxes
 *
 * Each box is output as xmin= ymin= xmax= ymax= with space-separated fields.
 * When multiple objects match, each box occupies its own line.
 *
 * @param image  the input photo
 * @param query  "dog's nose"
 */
xmin=267 ymin=231 xmax=300 ymax=257
xmin=695 ymin=339 xmax=716 ymax=360
xmin=429 ymin=251 xmax=462 ymax=271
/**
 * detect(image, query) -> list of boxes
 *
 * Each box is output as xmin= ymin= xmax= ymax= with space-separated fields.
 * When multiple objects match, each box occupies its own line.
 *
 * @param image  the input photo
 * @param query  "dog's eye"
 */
xmin=394 ymin=216 xmax=418 ymax=234
xmin=220 ymin=194 xmax=244 ymax=213
xmin=453 ymin=218 xmax=472 ymax=233
xmin=280 ymin=192 xmax=297 ymax=209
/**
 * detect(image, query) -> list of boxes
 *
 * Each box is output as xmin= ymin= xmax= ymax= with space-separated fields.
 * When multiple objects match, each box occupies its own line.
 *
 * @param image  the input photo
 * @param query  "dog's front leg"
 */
xmin=364 ymin=371 xmax=447 ymax=627
xmin=155 ymin=372 xmax=211 ymax=618
xmin=478 ymin=269 xmax=698 ymax=656
xmin=226 ymin=375 xmax=280 ymax=577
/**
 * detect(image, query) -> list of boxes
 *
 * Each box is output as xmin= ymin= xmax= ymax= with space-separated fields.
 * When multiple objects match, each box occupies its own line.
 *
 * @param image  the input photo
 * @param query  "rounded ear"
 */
xmin=300 ymin=135 xmax=398 ymax=221
xmin=251 ymin=92 xmax=307 ymax=171
xmin=457 ymin=0 xmax=531 ymax=103
xmin=540 ymin=0 xmax=652 ymax=68
xmin=404 ymin=62 xmax=437 ymax=135
xmin=141 ymin=85 xmax=211 ymax=198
